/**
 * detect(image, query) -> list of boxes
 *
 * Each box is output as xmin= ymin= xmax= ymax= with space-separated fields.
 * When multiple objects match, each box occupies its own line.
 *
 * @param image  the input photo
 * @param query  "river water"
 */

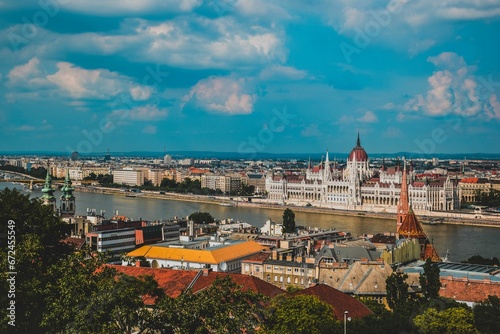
xmin=2 ymin=183 xmax=499 ymax=262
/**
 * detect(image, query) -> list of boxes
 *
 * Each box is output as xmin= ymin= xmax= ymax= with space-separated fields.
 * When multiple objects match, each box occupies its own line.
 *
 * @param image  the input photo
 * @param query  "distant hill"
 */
xmin=1 ymin=150 xmax=499 ymax=161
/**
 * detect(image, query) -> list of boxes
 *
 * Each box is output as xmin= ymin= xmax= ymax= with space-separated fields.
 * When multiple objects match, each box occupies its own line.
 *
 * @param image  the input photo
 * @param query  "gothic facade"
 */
xmin=265 ymin=135 xmax=460 ymax=214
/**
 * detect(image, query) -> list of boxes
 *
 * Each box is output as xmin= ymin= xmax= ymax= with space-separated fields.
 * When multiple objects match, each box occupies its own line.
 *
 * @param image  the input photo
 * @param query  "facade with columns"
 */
xmin=265 ymin=135 xmax=460 ymax=214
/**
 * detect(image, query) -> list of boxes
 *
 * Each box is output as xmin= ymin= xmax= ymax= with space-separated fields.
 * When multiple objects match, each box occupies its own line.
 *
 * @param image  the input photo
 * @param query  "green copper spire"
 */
xmin=41 ymin=170 xmax=55 ymax=201
xmin=61 ymin=169 xmax=75 ymax=199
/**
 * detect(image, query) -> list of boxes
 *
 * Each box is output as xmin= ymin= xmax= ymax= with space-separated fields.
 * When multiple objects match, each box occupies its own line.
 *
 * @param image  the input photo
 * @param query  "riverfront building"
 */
xmin=265 ymin=134 xmax=460 ymax=214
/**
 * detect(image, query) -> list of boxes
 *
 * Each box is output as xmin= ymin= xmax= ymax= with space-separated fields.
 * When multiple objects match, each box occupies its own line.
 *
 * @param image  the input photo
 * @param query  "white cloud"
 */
xmin=259 ymin=65 xmax=308 ymax=81
xmin=7 ymin=58 xmax=154 ymax=101
xmin=183 ymin=76 xmax=255 ymax=115
xmin=357 ymin=110 xmax=377 ymax=123
xmin=111 ymin=104 xmax=168 ymax=121
xmin=387 ymin=52 xmax=499 ymax=120
xmin=63 ymin=0 xmax=202 ymax=16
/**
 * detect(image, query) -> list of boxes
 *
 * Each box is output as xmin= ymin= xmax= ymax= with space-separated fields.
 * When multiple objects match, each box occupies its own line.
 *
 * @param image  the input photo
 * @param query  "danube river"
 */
xmin=3 ymin=183 xmax=499 ymax=262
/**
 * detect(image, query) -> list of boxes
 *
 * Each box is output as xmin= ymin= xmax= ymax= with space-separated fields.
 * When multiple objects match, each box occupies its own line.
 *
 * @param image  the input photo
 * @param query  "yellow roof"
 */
xmin=127 ymin=241 xmax=265 ymax=264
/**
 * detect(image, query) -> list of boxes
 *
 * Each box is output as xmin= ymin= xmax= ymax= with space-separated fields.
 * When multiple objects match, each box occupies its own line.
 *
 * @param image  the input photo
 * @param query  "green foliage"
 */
xmin=475 ymin=189 xmax=500 ymax=207
xmin=0 ymin=188 xmax=72 ymax=333
xmin=462 ymin=255 xmax=500 ymax=266
xmin=420 ymin=258 xmax=441 ymax=301
xmin=43 ymin=250 xmax=163 ymax=334
xmin=0 ymin=165 xmax=48 ymax=179
xmin=473 ymin=295 xmax=500 ymax=334
xmin=152 ymin=276 xmax=268 ymax=334
xmin=413 ymin=307 xmax=479 ymax=334
xmin=264 ymin=294 xmax=338 ymax=334
xmin=385 ymin=271 xmax=410 ymax=313
xmin=188 ymin=211 xmax=215 ymax=224
xmin=282 ymin=208 xmax=296 ymax=233
xmin=285 ymin=285 xmax=303 ymax=293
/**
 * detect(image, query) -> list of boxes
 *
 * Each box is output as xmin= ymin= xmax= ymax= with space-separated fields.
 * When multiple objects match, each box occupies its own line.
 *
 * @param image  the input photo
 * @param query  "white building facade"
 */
xmin=265 ymin=135 xmax=460 ymax=214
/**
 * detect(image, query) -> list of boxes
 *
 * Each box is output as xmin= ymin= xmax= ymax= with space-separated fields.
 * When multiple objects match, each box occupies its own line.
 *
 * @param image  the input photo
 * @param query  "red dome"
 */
xmin=348 ymin=147 xmax=368 ymax=161
xmin=348 ymin=134 xmax=368 ymax=161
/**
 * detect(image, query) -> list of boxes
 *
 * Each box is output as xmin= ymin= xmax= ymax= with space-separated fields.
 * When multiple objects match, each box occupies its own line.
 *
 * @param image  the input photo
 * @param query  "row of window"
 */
xmin=267 ymin=275 xmax=312 ymax=285
xmin=99 ymin=234 xmax=136 ymax=242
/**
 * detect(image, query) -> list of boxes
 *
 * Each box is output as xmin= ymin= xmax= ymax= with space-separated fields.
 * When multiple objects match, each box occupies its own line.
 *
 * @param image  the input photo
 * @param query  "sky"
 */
xmin=1 ymin=0 xmax=500 ymax=157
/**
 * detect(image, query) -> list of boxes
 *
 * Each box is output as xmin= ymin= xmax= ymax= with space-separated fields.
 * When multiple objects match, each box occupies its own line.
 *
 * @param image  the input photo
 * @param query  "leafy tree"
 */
xmin=282 ymin=208 xmax=296 ymax=233
xmin=419 ymin=258 xmax=441 ymax=301
xmin=386 ymin=271 xmax=410 ymax=313
xmin=43 ymin=250 xmax=163 ymax=334
xmin=473 ymin=295 xmax=500 ymax=334
xmin=0 ymin=188 xmax=72 ymax=333
xmin=264 ymin=294 xmax=338 ymax=334
xmin=462 ymin=255 xmax=500 ymax=266
xmin=188 ymin=211 xmax=215 ymax=224
xmin=413 ymin=307 xmax=479 ymax=334
xmin=152 ymin=276 xmax=268 ymax=334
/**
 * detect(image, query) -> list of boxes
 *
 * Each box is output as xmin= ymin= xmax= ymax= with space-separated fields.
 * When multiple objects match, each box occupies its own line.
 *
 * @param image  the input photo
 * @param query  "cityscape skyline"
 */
xmin=1 ymin=1 xmax=500 ymax=154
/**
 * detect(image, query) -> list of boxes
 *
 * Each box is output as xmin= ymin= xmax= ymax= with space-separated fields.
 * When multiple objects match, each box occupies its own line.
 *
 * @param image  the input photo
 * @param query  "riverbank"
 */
xmin=75 ymin=186 xmax=500 ymax=228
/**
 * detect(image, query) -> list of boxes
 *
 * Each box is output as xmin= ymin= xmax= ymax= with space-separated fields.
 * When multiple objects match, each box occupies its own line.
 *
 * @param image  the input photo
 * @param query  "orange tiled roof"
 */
xmin=439 ymin=276 xmax=500 ymax=303
xmin=127 ymin=241 xmax=265 ymax=264
xmin=110 ymin=265 xmax=284 ymax=304
xmin=294 ymin=284 xmax=373 ymax=320
xmin=397 ymin=208 xmax=428 ymax=239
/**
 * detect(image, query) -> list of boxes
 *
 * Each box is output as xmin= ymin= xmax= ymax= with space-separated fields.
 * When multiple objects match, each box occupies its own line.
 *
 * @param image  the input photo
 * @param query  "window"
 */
xmin=274 ymin=275 xmax=278 ymax=282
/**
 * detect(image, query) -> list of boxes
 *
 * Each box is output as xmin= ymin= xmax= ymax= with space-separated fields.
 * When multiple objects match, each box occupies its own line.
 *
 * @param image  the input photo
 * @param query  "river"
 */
xmin=2 ymin=182 xmax=499 ymax=262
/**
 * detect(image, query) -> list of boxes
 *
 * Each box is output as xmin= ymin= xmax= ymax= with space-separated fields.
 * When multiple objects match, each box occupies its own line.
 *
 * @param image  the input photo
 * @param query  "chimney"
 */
xmin=135 ymin=260 xmax=141 ymax=267
xmin=203 ymin=267 xmax=212 ymax=276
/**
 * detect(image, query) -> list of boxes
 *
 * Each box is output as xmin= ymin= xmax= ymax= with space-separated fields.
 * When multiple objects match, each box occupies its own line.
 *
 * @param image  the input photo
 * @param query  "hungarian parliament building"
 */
xmin=265 ymin=135 xmax=460 ymax=214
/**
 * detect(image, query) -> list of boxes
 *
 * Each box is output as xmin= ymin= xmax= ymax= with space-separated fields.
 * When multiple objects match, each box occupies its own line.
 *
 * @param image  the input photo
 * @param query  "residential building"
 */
xmin=113 ymin=168 xmax=145 ymax=186
xmin=86 ymin=227 xmax=137 ymax=257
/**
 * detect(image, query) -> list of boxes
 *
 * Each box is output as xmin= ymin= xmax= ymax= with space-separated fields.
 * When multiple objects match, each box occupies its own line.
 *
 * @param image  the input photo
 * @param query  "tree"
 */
xmin=264 ymin=294 xmax=338 ymax=334
xmin=420 ymin=258 xmax=441 ymax=301
xmin=0 ymin=188 xmax=72 ymax=333
xmin=462 ymin=255 xmax=500 ymax=266
xmin=43 ymin=250 xmax=163 ymax=334
xmin=188 ymin=211 xmax=215 ymax=224
xmin=386 ymin=271 xmax=410 ymax=313
xmin=473 ymin=295 xmax=500 ymax=334
xmin=152 ymin=276 xmax=268 ymax=334
xmin=413 ymin=307 xmax=479 ymax=334
xmin=282 ymin=208 xmax=296 ymax=233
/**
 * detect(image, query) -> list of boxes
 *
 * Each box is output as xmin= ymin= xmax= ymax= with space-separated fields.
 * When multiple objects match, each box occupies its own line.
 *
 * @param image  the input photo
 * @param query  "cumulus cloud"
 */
xmin=63 ymin=0 xmax=202 ymax=16
xmin=183 ymin=76 xmax=255 ymax=115
xmin=357 ymin=110 xmax=377 ymax=123
xmin=387 ymin=52 xmax=500 ymax=120
xmin=7 ymin=58 xmax=154 ymax=101
xmin=259 ymin=65 xmax=308 ymax=81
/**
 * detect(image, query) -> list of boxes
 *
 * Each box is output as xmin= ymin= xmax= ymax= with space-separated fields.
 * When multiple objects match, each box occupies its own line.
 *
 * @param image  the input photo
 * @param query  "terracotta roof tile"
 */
xmin=294 ymin=284 xmax=373 ymax=320
xmin=439 ymin=276 xmax=500 ymax=303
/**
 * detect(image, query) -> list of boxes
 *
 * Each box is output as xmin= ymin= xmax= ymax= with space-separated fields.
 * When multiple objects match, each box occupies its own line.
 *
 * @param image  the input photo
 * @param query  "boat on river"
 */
xmin=421 ymin=217 xmax=444 ymax=225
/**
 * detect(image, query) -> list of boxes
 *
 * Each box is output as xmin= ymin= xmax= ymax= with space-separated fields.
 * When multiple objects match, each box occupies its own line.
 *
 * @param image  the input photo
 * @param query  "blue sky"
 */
xmin=1 ymin=0 xmax=499 ymax=156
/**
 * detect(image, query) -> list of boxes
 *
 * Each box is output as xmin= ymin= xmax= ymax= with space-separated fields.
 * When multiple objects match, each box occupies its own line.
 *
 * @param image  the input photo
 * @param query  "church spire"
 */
xmin=356 ymin=131 xmax=361 ymax=147
xmin=41 ymin=170 xmax=56 ymax=211
xmin=60 ymin=169 xmax=75 ymax=217
xmin=397 ymin=161 xmax=409 ymax=231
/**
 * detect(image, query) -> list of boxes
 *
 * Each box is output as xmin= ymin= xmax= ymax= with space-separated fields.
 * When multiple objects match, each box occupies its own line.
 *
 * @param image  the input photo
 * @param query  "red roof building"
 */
xmin=294 ymin=284 xmax=373 ymax=320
